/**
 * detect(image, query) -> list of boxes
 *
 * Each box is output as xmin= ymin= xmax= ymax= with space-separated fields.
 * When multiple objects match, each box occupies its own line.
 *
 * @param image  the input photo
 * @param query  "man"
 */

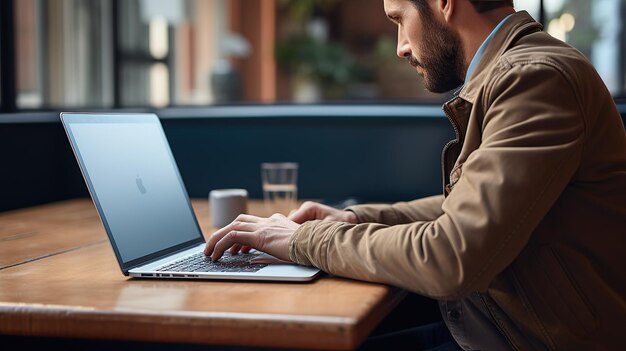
xmin=206 ymin=0 xmax=626 ymax=349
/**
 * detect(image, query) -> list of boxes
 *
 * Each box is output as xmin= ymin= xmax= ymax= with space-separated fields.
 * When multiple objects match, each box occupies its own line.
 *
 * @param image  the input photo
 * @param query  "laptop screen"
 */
xmin=63 ymin=114 xmax=203 ymax=267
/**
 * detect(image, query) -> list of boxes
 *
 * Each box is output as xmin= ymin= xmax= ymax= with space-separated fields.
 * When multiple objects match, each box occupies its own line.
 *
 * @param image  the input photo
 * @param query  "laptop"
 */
xmin=61 ymin=112 xmax=320 ymax=282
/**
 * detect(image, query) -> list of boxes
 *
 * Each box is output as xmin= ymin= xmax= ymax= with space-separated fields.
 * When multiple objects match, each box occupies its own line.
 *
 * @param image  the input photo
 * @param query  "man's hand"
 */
xmin=204 ymin=202 xmax=358 ymax=262
xmin=204 ymin=213 xmax=299 ymax=262
xmin=289 ymin=201 xmax=359 ymax=224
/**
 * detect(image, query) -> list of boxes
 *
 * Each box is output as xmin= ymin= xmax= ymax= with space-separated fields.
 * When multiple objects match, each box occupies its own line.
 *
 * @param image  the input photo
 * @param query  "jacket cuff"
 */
xmin=289 ymin=221 xmax=314 ymax=266
xmin=288 ymin=220 xmax=343 ymax=270
xmin=345 ymin=204 xmax=400 ymax=225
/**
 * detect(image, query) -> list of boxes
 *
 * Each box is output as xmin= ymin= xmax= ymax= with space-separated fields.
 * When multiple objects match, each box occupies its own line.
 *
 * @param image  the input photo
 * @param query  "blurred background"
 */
xmin=8 ymin=0 xmax=625 ymax=110
xmin=2 ymin=0 xmax=626 ymax=213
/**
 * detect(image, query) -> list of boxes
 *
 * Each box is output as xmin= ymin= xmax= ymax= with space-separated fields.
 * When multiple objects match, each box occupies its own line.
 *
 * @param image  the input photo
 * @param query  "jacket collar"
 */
xmin=457 ymin=11 xmax=543 ymax=104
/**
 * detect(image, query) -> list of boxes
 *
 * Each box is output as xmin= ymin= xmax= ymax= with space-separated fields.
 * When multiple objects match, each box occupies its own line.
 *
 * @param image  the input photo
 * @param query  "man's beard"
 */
xmin=410 ymin=14 xmax=465 ymax=93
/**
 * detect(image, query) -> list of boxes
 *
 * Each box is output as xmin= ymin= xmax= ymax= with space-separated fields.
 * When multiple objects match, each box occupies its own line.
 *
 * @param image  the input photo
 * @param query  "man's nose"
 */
xmin=397 ymin=45 xmax=411 ymax=60
xmin=396 ymin=32 xmax=411 ymax=59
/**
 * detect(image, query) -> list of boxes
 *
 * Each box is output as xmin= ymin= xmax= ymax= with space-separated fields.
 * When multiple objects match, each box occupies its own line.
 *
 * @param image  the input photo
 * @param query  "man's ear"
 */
xmin=437 ymin=0 xmax=456 ymax=23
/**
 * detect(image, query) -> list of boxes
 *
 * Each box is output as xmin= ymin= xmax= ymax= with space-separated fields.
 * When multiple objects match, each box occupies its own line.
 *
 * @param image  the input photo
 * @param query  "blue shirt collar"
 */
xmin=464 ymin=14 xmax=514 ymax=83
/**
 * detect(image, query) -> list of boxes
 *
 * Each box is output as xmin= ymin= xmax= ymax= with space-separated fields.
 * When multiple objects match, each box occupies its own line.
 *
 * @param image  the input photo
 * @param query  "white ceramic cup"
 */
xmin=209 ymin=189 xmax=248 ymax=228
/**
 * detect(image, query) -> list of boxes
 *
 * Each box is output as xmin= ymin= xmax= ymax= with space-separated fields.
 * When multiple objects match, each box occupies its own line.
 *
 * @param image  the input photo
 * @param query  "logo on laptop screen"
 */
xmin=136 ymin=177 xmax=147 ymax=195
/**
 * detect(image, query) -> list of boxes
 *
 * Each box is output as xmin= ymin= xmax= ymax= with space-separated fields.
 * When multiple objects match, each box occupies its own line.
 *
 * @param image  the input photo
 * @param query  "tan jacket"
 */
xmin=289 ymin=12 xmax=626 ymax=350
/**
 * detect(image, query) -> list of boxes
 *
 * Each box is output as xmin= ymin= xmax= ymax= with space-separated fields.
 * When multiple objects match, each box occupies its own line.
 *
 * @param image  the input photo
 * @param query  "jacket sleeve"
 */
xmin=345 ymin=195 xmax=444 ymax=225
xmin=288 ymin=64 xmax=586 ymax=300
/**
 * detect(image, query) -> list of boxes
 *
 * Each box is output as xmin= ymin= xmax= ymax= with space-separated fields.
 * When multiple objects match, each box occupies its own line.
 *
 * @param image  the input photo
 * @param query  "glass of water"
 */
xmin=261 ymin=162 xmax=298 ymax=215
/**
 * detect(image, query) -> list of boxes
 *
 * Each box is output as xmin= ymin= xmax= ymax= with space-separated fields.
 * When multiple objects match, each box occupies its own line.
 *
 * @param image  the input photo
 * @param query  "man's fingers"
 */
xmin=204 ymin=222 xmax=235 ymax=255
xmin=234 ymin=214 xmax=262 ymax=223
xmin=231 ymin=221 xmax=257 ymax=232
xmin=211 ymin=231 xmax=257 ymax=261
xmin=204 ymin=219 xmax=259 ymax=256
xmin=229 ymin=244 xmax=242 ymax=255
xmin=288 ymin=202 xmax=317 ymax=223
xmin=270 ymin=213 xmax=287 ymax=220
xmin=207 ymin=212 xmax=298 ymax=261
xmin=289 ymin=201 xmax=348 ymax=224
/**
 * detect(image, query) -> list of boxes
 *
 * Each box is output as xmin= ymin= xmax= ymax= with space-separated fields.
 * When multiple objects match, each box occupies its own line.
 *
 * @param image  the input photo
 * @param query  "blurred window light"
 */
xmin=150 ymin=63 xmax=170 ymax=107
xmin=560 ymin=13 xmax=576 ymax=32
xmin=546 ymin=0 xmax=622 ymax=94
xmin=547 ymin=18 xmax=567 ymax=41
xmin=149 ymin=17 xmax=169 ymax=59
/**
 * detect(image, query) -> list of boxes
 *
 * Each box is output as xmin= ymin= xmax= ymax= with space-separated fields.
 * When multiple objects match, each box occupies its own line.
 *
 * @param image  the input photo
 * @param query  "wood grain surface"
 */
xmin=0 ymin=199 xmax=406 ymax=350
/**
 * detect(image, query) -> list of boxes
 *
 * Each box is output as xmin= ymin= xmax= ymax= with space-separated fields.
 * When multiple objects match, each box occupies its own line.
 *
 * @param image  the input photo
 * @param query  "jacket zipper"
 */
xmin=441 ymin=100 xmax=462 ymax=196
xmin=444 ymin=97 xmax=518 ymax=350
xmin=478 ymin=293 xmax=520 ymax=351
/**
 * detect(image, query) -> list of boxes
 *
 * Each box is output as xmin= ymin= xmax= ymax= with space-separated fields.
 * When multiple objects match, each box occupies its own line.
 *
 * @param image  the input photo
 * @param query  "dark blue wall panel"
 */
xmin=0 ymin=123 xmax=82 ymax=211
xmin=1 ymin=103 xmax=624 ymax=212
xmin=161 ymin=116 xmax=452 ymax=204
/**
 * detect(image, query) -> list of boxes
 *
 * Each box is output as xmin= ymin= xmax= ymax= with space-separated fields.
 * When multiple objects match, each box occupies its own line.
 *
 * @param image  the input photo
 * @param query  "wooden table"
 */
xmin=0 ymin=199 xmax=406 ymax=350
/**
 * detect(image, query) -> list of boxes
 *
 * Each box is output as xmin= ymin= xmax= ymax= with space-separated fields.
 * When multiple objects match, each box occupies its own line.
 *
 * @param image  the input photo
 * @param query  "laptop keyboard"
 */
xmin=156 ymin=251 xmax=267 ymax=273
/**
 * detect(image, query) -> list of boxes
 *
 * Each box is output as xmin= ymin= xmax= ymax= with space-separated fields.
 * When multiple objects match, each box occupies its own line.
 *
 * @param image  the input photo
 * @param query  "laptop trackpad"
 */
xmin=251 ymin=252 xmax=295 ymax=265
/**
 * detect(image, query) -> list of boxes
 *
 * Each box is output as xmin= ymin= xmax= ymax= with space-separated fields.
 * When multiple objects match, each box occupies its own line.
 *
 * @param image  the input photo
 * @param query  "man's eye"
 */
xmin=387 ymin=14 xmax=401 ymax=24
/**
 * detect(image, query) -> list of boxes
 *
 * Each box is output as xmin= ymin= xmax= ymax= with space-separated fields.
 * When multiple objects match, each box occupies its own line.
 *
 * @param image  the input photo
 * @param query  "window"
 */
xmin=545 ymin=0 xmax=625 ymax=95
xmin=6 ymin=0 xmax=626 ymax=112
xmin=15 ymin=0 xmax=113 ymax=108
xmin=116 ymin=0 xmax=226 ymax=106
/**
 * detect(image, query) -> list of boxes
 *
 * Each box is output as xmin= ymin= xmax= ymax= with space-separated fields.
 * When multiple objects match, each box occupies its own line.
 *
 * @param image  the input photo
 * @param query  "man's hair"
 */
xmin=409 ymin=0 xmax=514 ymax=14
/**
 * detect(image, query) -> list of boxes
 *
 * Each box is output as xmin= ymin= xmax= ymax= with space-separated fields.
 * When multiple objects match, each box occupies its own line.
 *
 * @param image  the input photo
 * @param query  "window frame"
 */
xmin=0 ymin=0 xmax=17 ymax=112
